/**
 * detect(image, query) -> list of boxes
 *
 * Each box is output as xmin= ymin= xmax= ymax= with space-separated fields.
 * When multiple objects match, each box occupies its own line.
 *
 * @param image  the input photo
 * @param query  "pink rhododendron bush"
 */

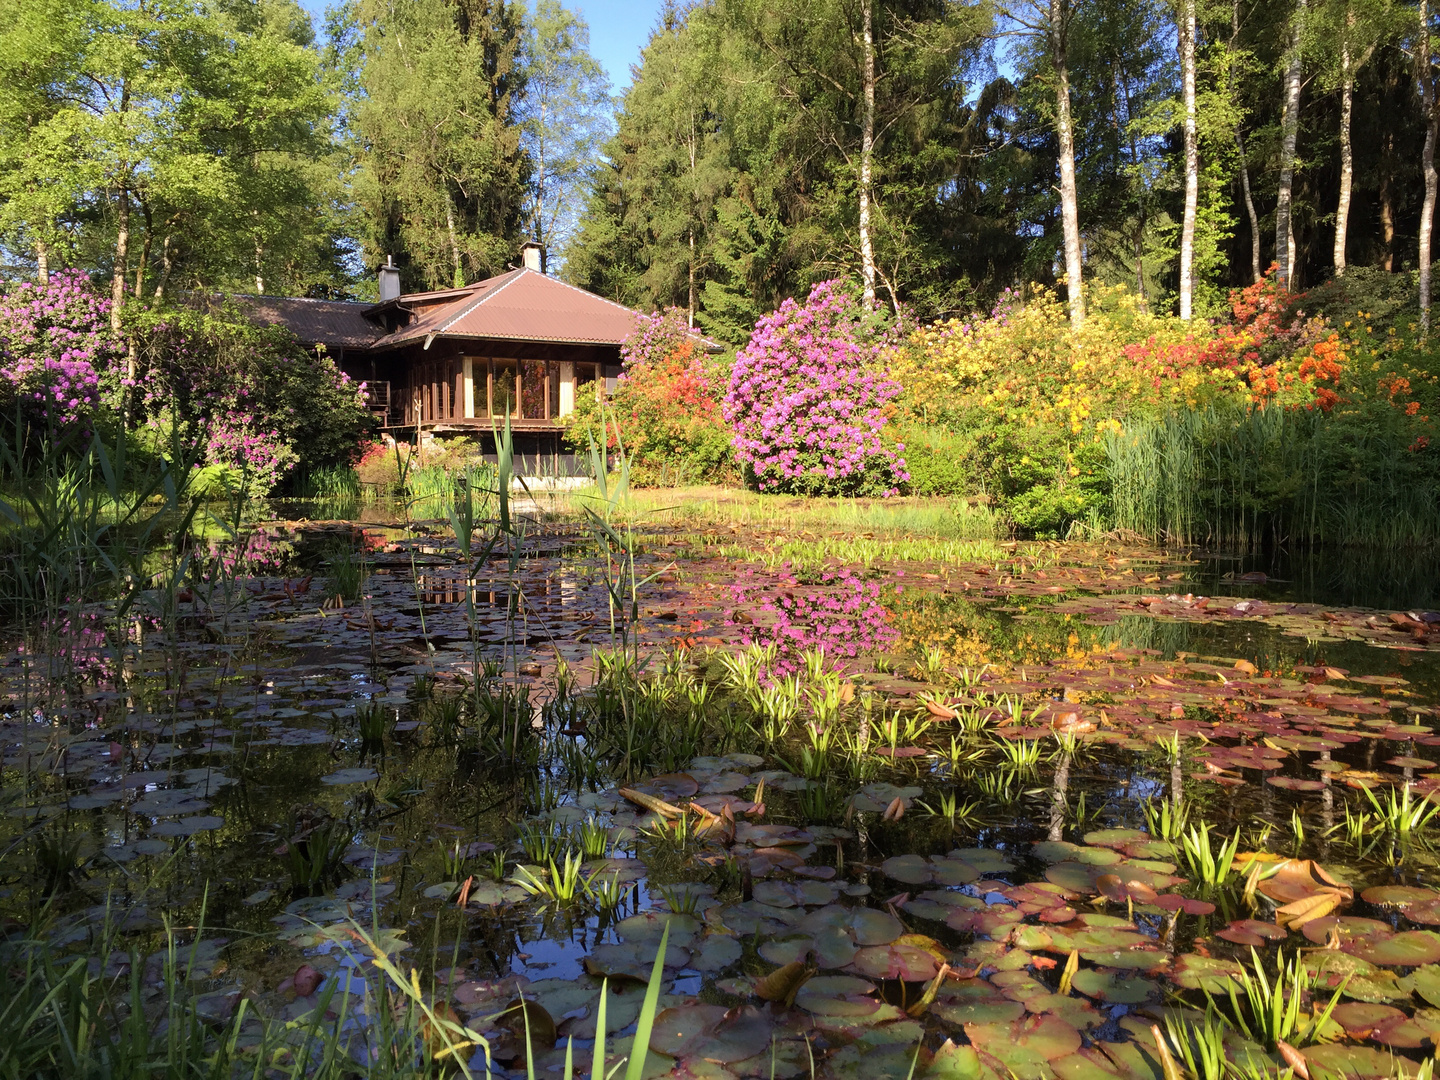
xmin=724 ymin=280 xmax=907 ymax=497
xmin=0 ymin=271 xmax=125 ymax=425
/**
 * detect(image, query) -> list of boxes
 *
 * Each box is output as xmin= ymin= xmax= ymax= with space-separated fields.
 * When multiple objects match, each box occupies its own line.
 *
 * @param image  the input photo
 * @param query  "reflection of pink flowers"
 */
xmin=205 ymin=526 xmax=294 ymax=578
xmin=725 ymin=566 xmax=899 ymax=674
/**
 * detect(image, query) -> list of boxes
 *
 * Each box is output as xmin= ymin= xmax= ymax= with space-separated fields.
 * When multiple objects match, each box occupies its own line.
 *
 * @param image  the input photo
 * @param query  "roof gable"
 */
xmin=383 ymin=268 xmax=647 ymax=348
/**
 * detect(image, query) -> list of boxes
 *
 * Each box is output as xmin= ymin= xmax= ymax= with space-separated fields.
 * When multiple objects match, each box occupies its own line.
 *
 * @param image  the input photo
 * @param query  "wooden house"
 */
xmin=238 ymin=244 xmax=675 ymax=460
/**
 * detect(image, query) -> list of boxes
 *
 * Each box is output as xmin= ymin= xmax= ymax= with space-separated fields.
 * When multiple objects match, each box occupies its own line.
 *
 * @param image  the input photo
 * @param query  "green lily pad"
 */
xmin=1170 ymin=954 xmax=1244 ymax=992
xmin=649 ymin=1003 xmax=772 ymax=1064
xmin=848 ymin=944 xmax=939 ymax=982
xmin=799 ymin=905 xmax=903 ymax=947
xmin=616 ymin=911 xmax=701 ymax=950
xmin=690 ymin=934 xmax=743 ymax=972
xmin=1068 ymin=969 xmax=1157 ymax=1004
xmin=1398 ymin=964 xmax=1440 ymax=1008
xmin=1083 ymin=829 xmax=1149 ymax=848
xmin=1305 ymin=1043 xmax=1431 ymax=1080
xmin=964 ymin=1014 xmax=1082 ymax=1075
xmin=1352 ymin=930 xmax=1440 ymax=966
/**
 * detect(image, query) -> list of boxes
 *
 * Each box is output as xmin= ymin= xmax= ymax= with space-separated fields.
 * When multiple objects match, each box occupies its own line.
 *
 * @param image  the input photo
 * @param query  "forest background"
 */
xmin=7 ymin=0 xmax=1440 ymax=547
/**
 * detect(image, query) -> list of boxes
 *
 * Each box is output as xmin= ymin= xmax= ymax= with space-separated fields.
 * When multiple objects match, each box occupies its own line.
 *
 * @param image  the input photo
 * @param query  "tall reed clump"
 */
xmin=0 ymin=415 xmax=202 ymax=694
xmin=1106 ymin=403 xmax=1440 ymax=548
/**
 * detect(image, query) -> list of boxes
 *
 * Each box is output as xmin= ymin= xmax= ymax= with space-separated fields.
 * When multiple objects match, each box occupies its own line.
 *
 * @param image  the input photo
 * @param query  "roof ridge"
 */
xmin=423 ymin=268 xmax=526 ymax=343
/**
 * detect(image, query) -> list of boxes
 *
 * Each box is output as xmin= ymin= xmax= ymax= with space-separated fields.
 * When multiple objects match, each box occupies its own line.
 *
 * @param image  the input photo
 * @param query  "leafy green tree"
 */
xmin=348 ymin=0 xmax=529 ymax=290
xmin=520 ymin=0 xmax=611 ymax=263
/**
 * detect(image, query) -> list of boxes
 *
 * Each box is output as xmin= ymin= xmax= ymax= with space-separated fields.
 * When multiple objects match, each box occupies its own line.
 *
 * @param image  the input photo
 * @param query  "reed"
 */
xmin=1107 ymin=403 xmax=1440 ymax=548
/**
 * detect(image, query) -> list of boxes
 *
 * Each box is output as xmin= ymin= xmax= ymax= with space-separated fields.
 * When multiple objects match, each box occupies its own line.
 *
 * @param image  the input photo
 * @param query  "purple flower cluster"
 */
xmin=724 ymin=281 xmax=907 ymax=496
xmin=0 ymin=271 xmax=123 ymax=425
xmin=726 ymin=566 xmax=900 ymax=674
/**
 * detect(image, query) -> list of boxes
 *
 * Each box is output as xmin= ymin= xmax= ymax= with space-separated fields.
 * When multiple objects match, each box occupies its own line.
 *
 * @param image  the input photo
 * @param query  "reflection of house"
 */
xmin=238 ymin=243 xmax=699 ymax=457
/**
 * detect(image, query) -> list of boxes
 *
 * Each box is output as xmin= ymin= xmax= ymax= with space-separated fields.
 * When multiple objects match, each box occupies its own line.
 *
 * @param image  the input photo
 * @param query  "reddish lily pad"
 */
xmin=1217 ymin=919 xmax=1290 ymax=946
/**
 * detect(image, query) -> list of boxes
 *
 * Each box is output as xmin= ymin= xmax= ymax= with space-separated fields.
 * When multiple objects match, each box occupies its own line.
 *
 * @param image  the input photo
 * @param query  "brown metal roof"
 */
xmin=231 ymin=295 xmax=384 ymax=349
xmin=380 ymin=268 xmax=646 ymax=348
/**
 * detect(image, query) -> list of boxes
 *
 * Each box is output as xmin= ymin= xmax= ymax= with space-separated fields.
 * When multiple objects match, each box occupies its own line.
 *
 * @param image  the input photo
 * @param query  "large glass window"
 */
xmin=490 ymin=360 xmax=518 ymax=418
xmin=521 ymin=360 xmax=548 ymax=419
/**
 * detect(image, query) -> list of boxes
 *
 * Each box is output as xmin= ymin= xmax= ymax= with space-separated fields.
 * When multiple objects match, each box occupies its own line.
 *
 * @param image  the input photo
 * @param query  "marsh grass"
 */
xmin=0 ymin=906 xmax=490 ymax=1079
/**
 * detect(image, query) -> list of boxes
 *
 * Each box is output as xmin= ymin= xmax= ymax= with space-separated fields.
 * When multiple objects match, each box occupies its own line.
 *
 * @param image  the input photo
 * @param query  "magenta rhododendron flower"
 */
xmin=724 ymin=280 xmax=907 ymax=496
xmin=0 ymin=270 xmax=123 ymax=425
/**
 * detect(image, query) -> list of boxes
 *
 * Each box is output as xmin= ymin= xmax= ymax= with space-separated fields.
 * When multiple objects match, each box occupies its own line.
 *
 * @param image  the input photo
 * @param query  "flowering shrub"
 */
xmin=725 ymin=281 xmax=907 ymax=496
xmin=128 ymin=304 xmax=373 ymax=494
xmin=566 ymin=307 xmax=731 ymax=485
xmin=894 ymin=271 xmax=1440 ymax=541
xmin=0 ymin=271 xmax=124 ymax=425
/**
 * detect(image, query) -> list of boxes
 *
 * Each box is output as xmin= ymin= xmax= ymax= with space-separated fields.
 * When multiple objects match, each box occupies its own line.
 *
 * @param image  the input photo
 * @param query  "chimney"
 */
xmin=520 ymin=241 xmax=545 ymax=273
xmin=378 ymin=255 xmax=401 ymax=302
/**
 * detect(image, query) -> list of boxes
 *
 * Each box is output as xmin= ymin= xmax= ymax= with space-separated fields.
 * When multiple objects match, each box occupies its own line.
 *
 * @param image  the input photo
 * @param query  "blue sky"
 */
xmin=298 ymin=0 xmax=664 ymax=93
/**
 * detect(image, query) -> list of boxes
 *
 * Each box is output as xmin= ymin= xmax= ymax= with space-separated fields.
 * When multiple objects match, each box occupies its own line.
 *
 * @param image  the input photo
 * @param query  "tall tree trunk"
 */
xmin=1380 ymin=130 xmax=1396 ymax=270
xmin=1334 ymin=6 xmax=1356 ymax=275
xmin=134 ymin=200 xmax=152 ymax=299
xmin=111 ymin=184 xmax=130 ymax=334
xmin=1420 ymin=0 xmax=1436 ymax=332
xmin=858 ymin=0 xmax=877 ymax=308
xmin=445 ymin=197 xmax=463 ymax=288
xmin=688 ymin=228 xmax=696 ymax=328
xmin=35 ymin=237 xmax=48 ymax=286
xmin=1236 ymin=132 xmax=1263 ymax=282
xmin=1178 ymin=0 xmax=1198 ymax=318
xmin=154 ymin=234 xmax=173 ymax=301
xmin=1052 ymin=0 xmax=1085 ymax=328
xmin=1275 ymin=0 xmax=1306 ymax=290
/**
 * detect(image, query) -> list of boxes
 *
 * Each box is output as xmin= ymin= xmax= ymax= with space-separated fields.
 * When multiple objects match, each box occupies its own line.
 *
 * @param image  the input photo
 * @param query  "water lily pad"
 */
xmin=149 ymin=815 xmax=224 ymax=836
xmin=799 ymin=905 xmax=903 ymax=947
xmin=848 ymin=944 xmax=939 ymax=982
xmin=1067 ymin=969 xmax=1157 ymax=1004
xmin=1170 ymin=953 xmax=1244 ymax=992
xmin=1083 ymin=829 xmax=1148 ymax=849
xmin=1217 ymin=919 xmax=1289 ymax=946
xmin=1352 ymin=930 xmax=1440 ymax=966
xmin=1399 ymin=964 xmax=1440 ymax=1008
xmin=1332 ymin=1002 xmax=1408 ymax=1037
xmin=1305 ymin=1042 xmax=1428 ymax=1080
xmin=649 ymin=1003 xmax=771 ymax=1063
xmin=964 ymin=1014 xmax=1082 ymax=1075
xmin=690 ymin=935 xmax=743 ymax=972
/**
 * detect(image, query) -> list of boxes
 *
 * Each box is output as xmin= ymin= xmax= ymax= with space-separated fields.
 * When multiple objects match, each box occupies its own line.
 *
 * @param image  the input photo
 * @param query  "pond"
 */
xmin=6 ymin=499 xmax=1440 ymax=1080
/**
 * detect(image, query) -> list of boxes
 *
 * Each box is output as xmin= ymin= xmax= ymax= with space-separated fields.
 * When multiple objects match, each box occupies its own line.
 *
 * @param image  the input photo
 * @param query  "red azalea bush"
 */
xmin=565 ymin=306 xmax=732 ymax=485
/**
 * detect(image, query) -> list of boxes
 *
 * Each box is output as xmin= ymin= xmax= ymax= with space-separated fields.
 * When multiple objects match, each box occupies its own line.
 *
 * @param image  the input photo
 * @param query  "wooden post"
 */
xmin=558 ymin=361 xmax=575 ymax=416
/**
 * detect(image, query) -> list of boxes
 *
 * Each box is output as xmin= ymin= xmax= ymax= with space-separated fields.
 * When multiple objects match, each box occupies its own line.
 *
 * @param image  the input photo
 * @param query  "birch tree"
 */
xmin=1420 ymin=0 xmax=1436 ymax=331
xmin=1275 ymin=0 xmax=1306 ymax=290
xmin=1177 ymin=0 xmax=1198 ymax=318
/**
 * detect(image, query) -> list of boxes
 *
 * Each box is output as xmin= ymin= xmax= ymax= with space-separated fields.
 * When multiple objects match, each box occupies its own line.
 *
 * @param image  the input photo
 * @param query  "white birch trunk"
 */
xmin=1275 ymin=0 xmax=1306 ymax=290
xmin=1421 ymin=0 xmax=1436 ymax=332
xmin=1052 ymin=0 xmax=1084 ymax=328
xmin=1334 ymin=7 xmax=1355 ymax=275
xmin=1236 ymin=132 xmax=1263 ymax=283
xmin=1178 ymin=0 xmax=1198 ymax=319
xmin=859 ymin=0 xmax=877 ymax=308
